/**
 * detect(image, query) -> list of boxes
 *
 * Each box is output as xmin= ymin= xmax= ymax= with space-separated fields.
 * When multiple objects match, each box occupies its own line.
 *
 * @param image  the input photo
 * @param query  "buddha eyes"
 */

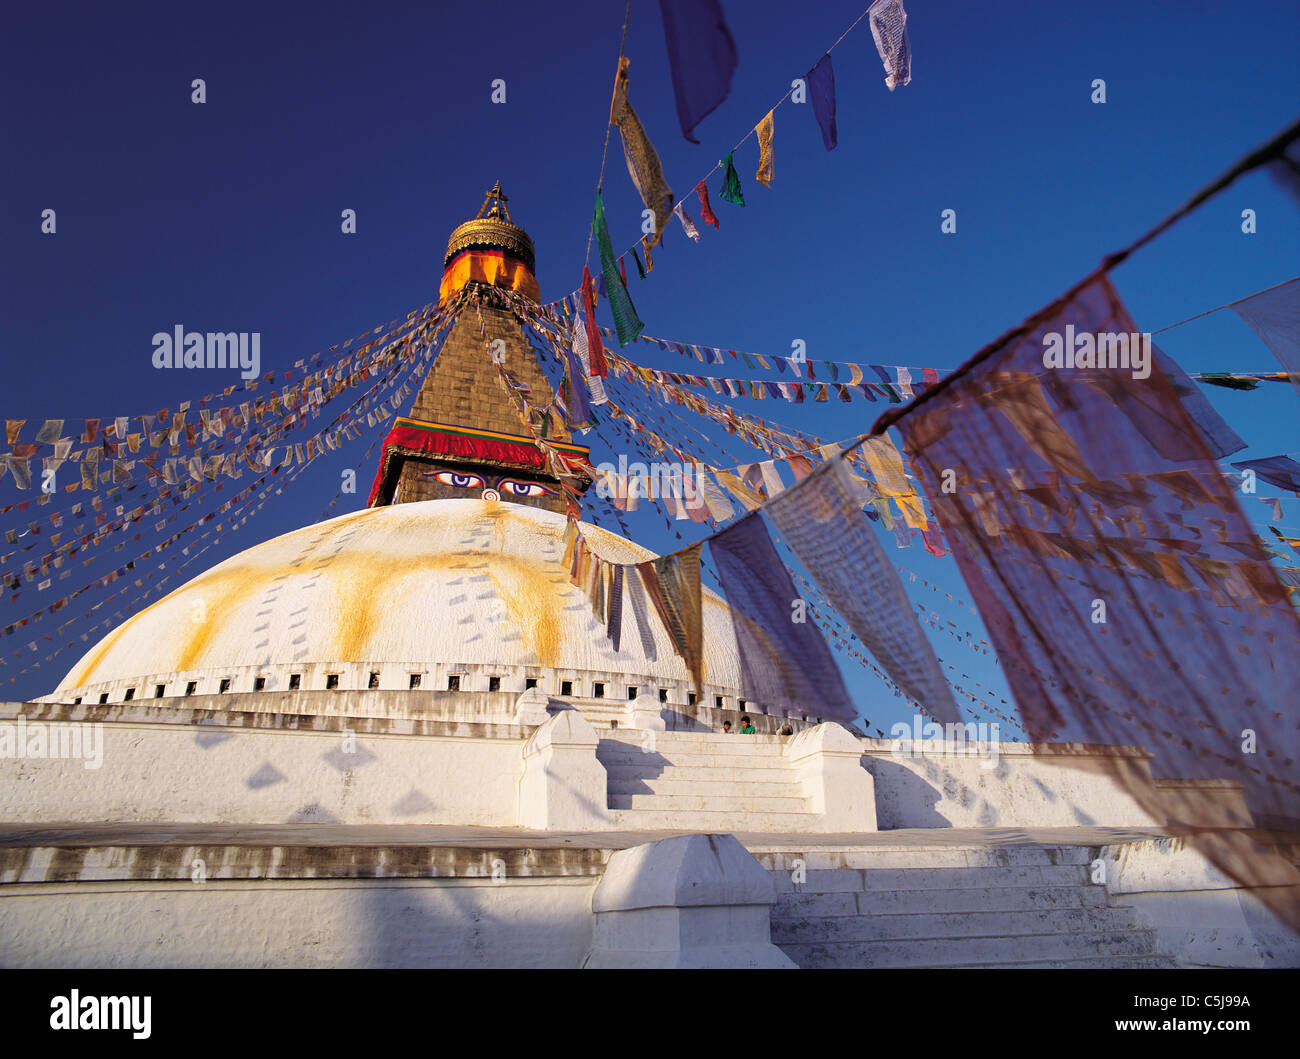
xmin=499 ymin=479 xmax=552 ymax=497
xmin=431 ymin=471 xmax=485 ymax=489
xmin=424 ymin=470 xmax=552 ymax=498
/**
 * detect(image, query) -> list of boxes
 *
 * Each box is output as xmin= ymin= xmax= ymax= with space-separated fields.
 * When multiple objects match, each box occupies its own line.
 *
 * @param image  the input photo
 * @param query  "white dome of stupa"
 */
xmin=44 ymin=499 xmax=756 ymax=713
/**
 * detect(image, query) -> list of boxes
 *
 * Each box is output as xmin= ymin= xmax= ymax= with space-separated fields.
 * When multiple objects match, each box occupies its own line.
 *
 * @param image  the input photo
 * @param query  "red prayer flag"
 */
xmin=581 ymin=267 xmax=609 ymax=378
xmin=695 ymin=180 xmax=720 ymax=228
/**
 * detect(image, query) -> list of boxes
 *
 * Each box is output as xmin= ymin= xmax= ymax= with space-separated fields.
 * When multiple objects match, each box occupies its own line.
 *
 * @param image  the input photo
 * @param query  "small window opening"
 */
xmin=326 ymin=673 xmax=339 ymax=690
xmin=368 ymin=671 xmax=380 ymax=689
xmin=658 ymin=688 xmax=668 ymax=703
xmin=409 ymin=673 xmax=422 ymax=689
xmin=525 ymin=677 xmax=538 ymax=690
xmin=154 ymin=684 xmax=166 ymax=698
xmin=447 ymin=674 xmax=460 ymax=691
xmin=560 ymin=680 xmax=573 ymax=696
xmin=593 ymin=682 xmax=605 ymax=699
xmin=688 ymin=693 xmax=697 ymax=707
xmin=627 ymin=686 xmax=638 ymax=700
xmin=123 ymin=687 xmax=135 ymax=701
xmin=218 ymin=678 xmax=231 ymax=694
xmin=288 ymin=674 xmax=301 ymax=691
xmin=488 ymin=676 xmax=501 ymax=692
xmin=185 ymin=681 xmax=198 ymax=696
xmin=253 ymin=676 xmax=266 ymax=692
xmin=98 ymin=693 xmax=109 ymax=704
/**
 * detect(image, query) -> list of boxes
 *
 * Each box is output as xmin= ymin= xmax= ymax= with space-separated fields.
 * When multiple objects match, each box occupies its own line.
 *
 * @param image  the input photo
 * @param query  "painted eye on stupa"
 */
xmin=431 ymin=471 xmax=485 ymax=490
xmin=497 ymin=479 xmax=552 ymax=498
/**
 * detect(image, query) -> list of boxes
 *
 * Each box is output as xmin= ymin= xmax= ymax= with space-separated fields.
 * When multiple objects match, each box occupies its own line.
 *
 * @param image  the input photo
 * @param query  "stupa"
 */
xmin=2 ymin=189 xmax=1296 ymax=970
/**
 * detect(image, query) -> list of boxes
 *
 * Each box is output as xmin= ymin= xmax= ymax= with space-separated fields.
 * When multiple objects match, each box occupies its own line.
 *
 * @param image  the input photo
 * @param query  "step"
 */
xmin=777 ymin=929 xmax=1161 ymax=969
xmin=756 ymin=846 xmax=1097 ymax=871
xmin=610 ymin=793 xmax=809 ymax=813
xmin=774 ymin=884 xmax=1109 ymax=918
xmin=602 ymin=733 xmax=788 ymax=748
xmin=597 ymin=748 xmax=788 ymax=768
xmin=603 ymin=762 xmax=797 ymax=784
xmin=610 ymin=809 xmax=821 ymax=832
xmin=771 ymin=905 xmax=1142 ymax=943
xmin=771 ymin=865 xmax=1091 ymax=894
xmin=951 ymin=955 xmax=1180 ymax=969
xmin=608 ymin=777 xmax=805 ymax=798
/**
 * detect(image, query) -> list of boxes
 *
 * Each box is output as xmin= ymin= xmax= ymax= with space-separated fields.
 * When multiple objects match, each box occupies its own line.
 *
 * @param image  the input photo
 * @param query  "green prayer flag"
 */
xmin=719 ymin=151 xmax=745 ymax=207
xmin=1197 ymin=373 xmax=1259 ymax=391
xmin=593 ymin=193 xmax=644 ymax=346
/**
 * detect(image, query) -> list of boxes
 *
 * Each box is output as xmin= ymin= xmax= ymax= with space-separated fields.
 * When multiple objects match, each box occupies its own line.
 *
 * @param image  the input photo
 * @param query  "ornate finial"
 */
xmin=477 ymin=182 xmax=512 ymax=222
xmin=446 ymin=183 xmax=535 ymax=273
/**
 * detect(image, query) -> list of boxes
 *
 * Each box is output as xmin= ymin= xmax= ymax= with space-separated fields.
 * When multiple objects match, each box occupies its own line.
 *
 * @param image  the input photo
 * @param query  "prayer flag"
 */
xmin=611 ymin=57 xmax=674 ymax=249
xmin=659 ymin=0 xmax=737 ymax=143
xmin=710 ymin=512 xmax=856 ymax=719
xmin=593 ymin=192 xmax=644 ymax=346
xmin=674 ymin=202 xmax=701 ymax=242
xmin=1231 ymin=278 xmax=1300 ymax=399
xmin=767 ymin=455 xmax=960 ymax=722
xmin=755 ymin=110 xmax=775 ymax=187
xmin=695 ymin=180 xmax=720 ymax=228
xmin=719 ymin=151 xmax=745 ymax=207
xmin=806 ymin=54 xmax=838 ymax=150
xmin=868 ymin=0 xmax=912 ymax=91
xmin=893 ymin=273 xmax=1300 ymax=926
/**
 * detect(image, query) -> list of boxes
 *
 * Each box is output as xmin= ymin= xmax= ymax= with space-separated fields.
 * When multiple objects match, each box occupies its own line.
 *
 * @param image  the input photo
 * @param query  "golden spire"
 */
xmin=445 ymin=182 xmax=535 ymax=273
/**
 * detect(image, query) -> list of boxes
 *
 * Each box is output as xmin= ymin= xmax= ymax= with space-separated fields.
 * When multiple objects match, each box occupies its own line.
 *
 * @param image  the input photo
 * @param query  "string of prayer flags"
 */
xmin=806 ymin=54 xmax=838 ymax=151
xmin=695 ymin=180 xmax=720 ymax=228
xmin=593 ymin=193 xmax=644 ymax=346
xmin=710 ymin=511 xmax=856 ymax=720
xmin=766 ymin=454 xmax=961 ymax=723
xmin=868 ymin=0 xmax=912 ymax=91
xmin=891 ymin=273 xmax=1300 ymax=927
xmin=674 ymin=202 xmax=701 ymax=243
xmin=718 ymin=151 xmax=745 ymax=207
xmin=1230 ymin=278 xmax=1300 ymax=399
xmin=658 ymin=0 xmax=737 ymax=144
xmin=611 ymin=57 xmax=674 ymax=249
xmin=637 ymin=543 xmax=704 ymax=696
xmin=1230 ymin=455 xmax=1300 ymax=495
xmin=755 ymin=110 xmax=775 ymax=187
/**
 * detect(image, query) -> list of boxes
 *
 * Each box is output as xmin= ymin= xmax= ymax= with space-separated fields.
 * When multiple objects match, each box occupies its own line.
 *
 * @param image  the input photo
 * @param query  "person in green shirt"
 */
xmin=739 ymin=715 xmax=756 ymax=734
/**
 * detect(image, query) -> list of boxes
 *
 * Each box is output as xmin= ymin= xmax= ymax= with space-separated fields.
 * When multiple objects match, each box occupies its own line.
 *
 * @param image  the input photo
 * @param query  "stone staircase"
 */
xmin=757 ymin=844 xmax=1178 ymax=968
xmin=597 ymin=731 xmax=820 ymax=832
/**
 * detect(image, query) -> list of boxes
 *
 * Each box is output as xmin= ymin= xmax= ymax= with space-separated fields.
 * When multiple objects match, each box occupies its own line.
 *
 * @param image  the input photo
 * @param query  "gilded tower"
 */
xmin=368 ymin=184 xmax=590 ymax=516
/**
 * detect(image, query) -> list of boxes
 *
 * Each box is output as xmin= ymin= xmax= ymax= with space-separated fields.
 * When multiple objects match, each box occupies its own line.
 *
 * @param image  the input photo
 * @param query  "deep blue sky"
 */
xmin=2 ymin=0 xmax=1297 ymax=726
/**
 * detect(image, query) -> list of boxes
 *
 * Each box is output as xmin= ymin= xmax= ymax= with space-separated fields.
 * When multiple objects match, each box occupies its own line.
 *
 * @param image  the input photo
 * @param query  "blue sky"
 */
xmin=2 ymin=0 xmax=1297 ymax=726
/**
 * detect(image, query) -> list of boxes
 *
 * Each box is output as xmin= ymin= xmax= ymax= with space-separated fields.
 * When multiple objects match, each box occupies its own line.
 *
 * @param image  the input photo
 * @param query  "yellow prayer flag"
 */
xmin=755 ymin=110 xmax=775 ymax=187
